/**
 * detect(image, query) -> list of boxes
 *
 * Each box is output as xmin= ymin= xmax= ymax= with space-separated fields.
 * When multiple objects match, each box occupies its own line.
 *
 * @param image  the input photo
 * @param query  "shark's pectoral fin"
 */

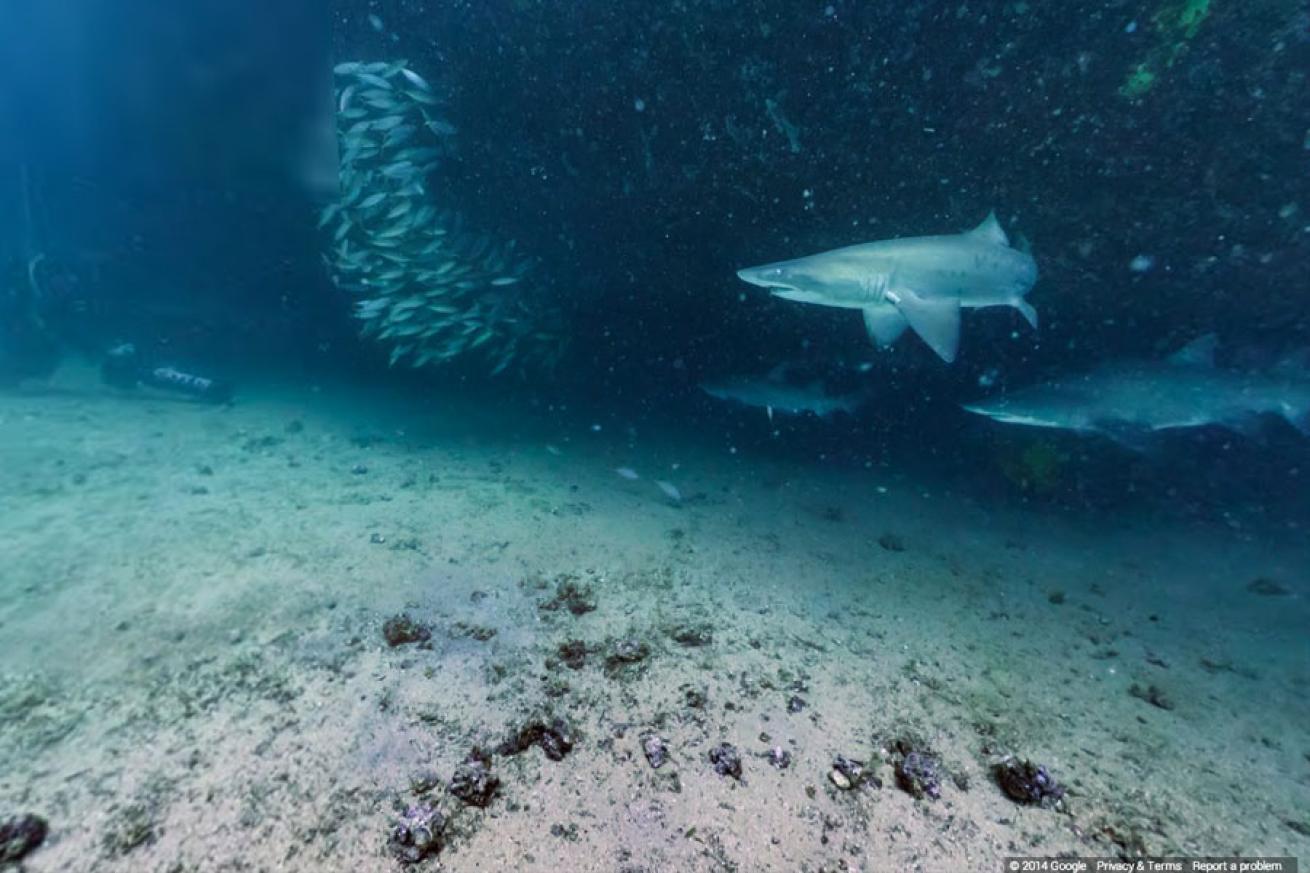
xmin=888 ymin=290 xmax=960 ymax=363
xmin=861 ymin=307 xmax=909 ymax=347
xmin=1014 ymin=299 xmax=1038 ymax=330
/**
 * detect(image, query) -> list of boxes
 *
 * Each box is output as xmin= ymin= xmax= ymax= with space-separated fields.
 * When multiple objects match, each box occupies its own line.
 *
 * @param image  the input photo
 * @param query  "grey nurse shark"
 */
xmin=701 ymin=366 xmax=865 ymax=422
xmin=963 ymin=335 xmax=1310 ymax=446
xmin=736 ymin=212 xmax=1038 ymax=363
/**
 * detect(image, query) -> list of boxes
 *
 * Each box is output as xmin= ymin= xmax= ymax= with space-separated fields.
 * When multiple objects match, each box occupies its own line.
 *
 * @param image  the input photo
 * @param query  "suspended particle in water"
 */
xmin=1129 ymin=254 xmax=1156 ymax=273
xmin=634 ymin=97 xmax=646 ymax=113
xmin=368 ymin=13 xmax=384 ymax=32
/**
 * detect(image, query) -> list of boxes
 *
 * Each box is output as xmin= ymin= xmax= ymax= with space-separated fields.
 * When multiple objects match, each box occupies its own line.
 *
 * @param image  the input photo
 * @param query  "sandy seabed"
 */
xmin=1 ymin=364 xmax=1307 ymax=872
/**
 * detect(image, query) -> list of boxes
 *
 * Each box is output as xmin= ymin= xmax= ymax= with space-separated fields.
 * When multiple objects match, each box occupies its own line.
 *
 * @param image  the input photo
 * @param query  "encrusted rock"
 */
xmin=709 ymin=742 xmax=742 ymax=780
xmin=538 ymin=577 xmax=597 ymax=616
xmin=995 ymin=757 xmax=1065 ymax=807
xmin=641 ymin=734 xmax=670 ymax=769
xmin=383 ymin=614 xmax=431 ymax=647
xmin=557 ymin=639 xmax=588 ymax=669
xmin=388 ymin=803 xmax=444 ymax=864
xmin=766 ymin=746 xmax=792 ymax=769
xmin=449 ymin=748 xmax=500 ymax=808
xmin=0 ymin=814 xmax=48 ymax=864
xmin=896 ymin=750 xmax=943 ymax=799
xmin=667 ymin=623 xmax=714 ymax=647
xmin=605 ymin=638 xmax=650 ymax=675
xmin=498 ymin=716 xmax=576 ymax=761
xmin=830 ymin=754 xmax=876 ymax=790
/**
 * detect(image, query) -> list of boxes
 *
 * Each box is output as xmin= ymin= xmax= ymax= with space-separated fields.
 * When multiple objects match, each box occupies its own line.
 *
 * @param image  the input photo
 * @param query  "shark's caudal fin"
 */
xmin=862 ymin=307 xmax=909 ymax=347
xmin=1167 ymin=334 xmax=1218 ymax=367
xmin=889 ymin=289 xmax=960 ymax=362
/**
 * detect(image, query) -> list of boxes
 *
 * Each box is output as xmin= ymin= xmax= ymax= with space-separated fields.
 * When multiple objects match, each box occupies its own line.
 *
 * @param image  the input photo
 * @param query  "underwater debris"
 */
xmin=1247 ymin=577 xmax=1290 ymax=596
xmin=709 ymin=743 xmax=743 ymax=780
xmin=641 ymin=733 xmax=670 ymax=769
xmin=895 ymin=750 xmax=944 ymax=800
xmin=324 ymin=60 xmax=566 ymax=378
xmin=682 ymin=685 xmax=708 ymax=709
xmin=1129 ymin=682 xmax=1175 ymax=711
xmin=604 ymin=637 xmax=650 ymax=676
xmin=994 ymin=757 xmax=1065 ymax=807
xmin=549 ymin=822 xmax=580 ymax=841
xmin=449 ymin=748 xmax=500 ymax=808
xmin=666 ymin=622 xmax=713 ymax=647
xmin=451 ymin=621 xmax=497 ymax=642
xmin=538 ymin=577 xmax=597 ymax=616
xmin=382 ymin=614 xmax=432 ymax=647
xmin=101 ymin=800 xmax=160 ymax=857
xmin=828 ymin=755 xmax=873 ymax=791
xmin=877 ymin=533 xmax=906 ymax=552
xmin=388 ymin=803 xmax=444 ymax=864
xmin=498 ymin=716 xmax=576 ymax=761
xmin=0 ymin=814 xmax=47 ymax=864
xmin=556 ymin=639 xmax=589 ymax=669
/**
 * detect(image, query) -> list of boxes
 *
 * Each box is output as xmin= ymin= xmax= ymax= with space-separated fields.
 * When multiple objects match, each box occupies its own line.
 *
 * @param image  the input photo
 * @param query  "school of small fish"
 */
xmin=323 ymin=61 xmax=566 ymax=376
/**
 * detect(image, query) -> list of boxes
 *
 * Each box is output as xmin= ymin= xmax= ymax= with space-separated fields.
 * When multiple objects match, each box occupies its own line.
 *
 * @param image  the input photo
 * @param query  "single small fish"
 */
xmin=400 ymin=67 xmax=432 ymax=91
xmin=654 ymin=480 xmax=682 ymax=502
xmin=545 ymin=445 xmax=562 ymax=456
xmin=357 ymin=71 xmax=393 ymax=91
xmin=425 ymin=118 xmax=458 ymax=137
xmin=614 ymin=467 xmax=640 ymax=480
xmin=338 ymin=84 xmax=358 ymax=113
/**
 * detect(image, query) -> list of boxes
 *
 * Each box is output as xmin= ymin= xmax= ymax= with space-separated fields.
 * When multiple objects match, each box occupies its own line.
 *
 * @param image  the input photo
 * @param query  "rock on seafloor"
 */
xmin=642 ymin=734 xmax=670 ymax=769
xmin=388 ymin=804 xmax=444 ymax=865
xmin=709 ymin=743 xmax=743 ymax=780
xmin=0 ymin=814 xmax=48 ymax=864
xmin=449 ymin=748 xmax=500 ymax=808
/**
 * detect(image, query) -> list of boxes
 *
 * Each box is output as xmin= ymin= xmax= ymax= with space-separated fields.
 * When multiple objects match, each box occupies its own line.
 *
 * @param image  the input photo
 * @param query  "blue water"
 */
xmin=0 ymin=2 xmax=1307 ymax=870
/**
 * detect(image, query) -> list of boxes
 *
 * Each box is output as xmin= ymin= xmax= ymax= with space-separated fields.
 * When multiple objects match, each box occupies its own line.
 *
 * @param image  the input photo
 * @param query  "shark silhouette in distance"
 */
xmin=962 ymin=335 xmax=1310 ymax=448
xmin=700 ymin=365 xmax=866 ymax=423
xmin=736 ymin=212 xmax=1038 ymax=363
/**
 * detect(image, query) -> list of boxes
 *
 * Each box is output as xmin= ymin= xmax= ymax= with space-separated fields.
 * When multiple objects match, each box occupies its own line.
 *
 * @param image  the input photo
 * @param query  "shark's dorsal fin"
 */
xmin=967 ymin=211 xmax=1010 ymax=247
xmin=1167 ymin=334 xmax=1218 ymax=368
